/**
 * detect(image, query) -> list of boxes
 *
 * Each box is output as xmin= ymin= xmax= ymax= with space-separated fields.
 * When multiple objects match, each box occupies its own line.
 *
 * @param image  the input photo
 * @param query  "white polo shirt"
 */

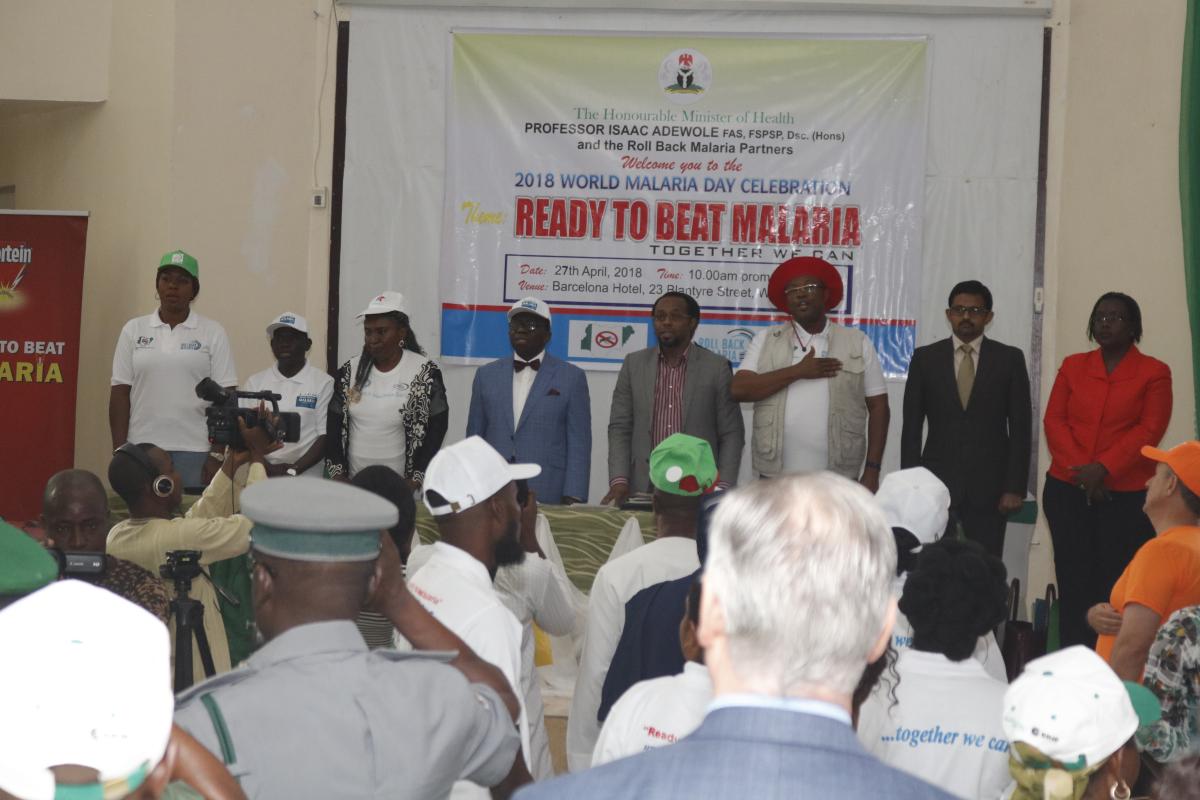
xmin=592 ymin=661 xmax=712 ymax=766
xmin=398 ymin=541 xmax=530 ymax=798
xmin=857 ymin=649 xmax=1011 ymax=800
xmin=566 ymin=535 xmax=700 ymax=772
xmin=111 ymin=310 xmax=238 ymax=451
xmin=240 ymin=362 xmax=333 ymax=474
xmin=738 ymin=321 xmax=886 ymax=473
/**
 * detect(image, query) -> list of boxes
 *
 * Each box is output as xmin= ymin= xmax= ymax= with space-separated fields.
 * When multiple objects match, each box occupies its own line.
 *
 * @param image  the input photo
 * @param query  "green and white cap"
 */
xmin=157 ymin=249 xmax=199 ymax=279
xmin=0 ymin=581 xmax=173 ymax=800
xmin=649 ymin=433 xmax=718 ymax=496
xmin=242 ymin=477 xmax=397 ymax=562
xmin=1003 ymin=645 xmax=1161 ymax=771
xmin=0 ymin=520 xmax=58 ymax=598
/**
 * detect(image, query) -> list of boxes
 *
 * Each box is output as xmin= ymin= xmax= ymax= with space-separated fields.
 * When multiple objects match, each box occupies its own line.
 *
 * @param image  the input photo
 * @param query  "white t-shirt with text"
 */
xmin=592 ymin=661 xmax=712 ymax=767
xmin=347 ymin=352 xmax=428 ymax=477
xmin=241 ymin=362 xmax=333 ymax=474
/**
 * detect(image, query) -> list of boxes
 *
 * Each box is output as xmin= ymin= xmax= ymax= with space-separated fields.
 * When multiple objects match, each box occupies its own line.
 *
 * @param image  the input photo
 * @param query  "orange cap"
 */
xmin=1141 ymin=441 xmax=1200 ymax=495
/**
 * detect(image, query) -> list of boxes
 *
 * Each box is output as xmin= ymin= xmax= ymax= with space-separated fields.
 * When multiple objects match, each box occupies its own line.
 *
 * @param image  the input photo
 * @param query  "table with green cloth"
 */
xmin=108 ymin=494 xmax=655 ymax=665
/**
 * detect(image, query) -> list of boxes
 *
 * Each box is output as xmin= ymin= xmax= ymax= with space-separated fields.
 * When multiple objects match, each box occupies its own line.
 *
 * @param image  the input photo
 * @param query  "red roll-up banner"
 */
xmin=0 ymin=211 xmax=89 ymax=522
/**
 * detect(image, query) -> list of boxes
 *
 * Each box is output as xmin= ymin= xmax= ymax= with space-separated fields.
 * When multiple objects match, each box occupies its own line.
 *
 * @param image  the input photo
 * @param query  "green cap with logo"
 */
xmin=157 ymin=249 xmax=199 ymax=279
xmin=649 ymin=433 xmax=718 ymax=496
xmin=0 ymin=520 xmax=58 ymax=598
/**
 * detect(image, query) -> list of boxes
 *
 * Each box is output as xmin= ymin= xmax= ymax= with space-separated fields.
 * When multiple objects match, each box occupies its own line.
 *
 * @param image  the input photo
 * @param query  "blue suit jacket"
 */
xmin=467 ymin=352 xmax=592 ymax=503
xmin=515 ymin=706 xmax=955 ymax=800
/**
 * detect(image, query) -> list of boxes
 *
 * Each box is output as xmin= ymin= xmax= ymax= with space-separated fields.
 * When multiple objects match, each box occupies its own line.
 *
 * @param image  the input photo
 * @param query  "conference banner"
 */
xmin=441 ymin=32 xmax=927 ymax=374
xmin=0 ymin=211 xmax=89 ymax=521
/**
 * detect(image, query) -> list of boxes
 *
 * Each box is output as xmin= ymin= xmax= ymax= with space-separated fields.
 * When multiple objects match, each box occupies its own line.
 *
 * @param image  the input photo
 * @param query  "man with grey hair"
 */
xmin=517 ymin=473 xmax=954 ymax=799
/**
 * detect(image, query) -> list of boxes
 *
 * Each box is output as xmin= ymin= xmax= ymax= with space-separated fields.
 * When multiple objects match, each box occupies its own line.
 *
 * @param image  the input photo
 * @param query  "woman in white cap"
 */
xmin=109 ymin=250 xmax=237 ymax=490
xmin=326 ymin=291 xmax=448 ymax=486
xmin=1000 ymin=645 xmax=1160 ymax=800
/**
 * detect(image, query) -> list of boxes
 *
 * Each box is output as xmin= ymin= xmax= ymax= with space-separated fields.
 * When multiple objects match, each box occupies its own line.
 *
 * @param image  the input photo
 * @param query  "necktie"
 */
xmin=957 ymin=344 xmax=975 ymax=409
xmin=514 ymin=359 xmax=540 ymax=373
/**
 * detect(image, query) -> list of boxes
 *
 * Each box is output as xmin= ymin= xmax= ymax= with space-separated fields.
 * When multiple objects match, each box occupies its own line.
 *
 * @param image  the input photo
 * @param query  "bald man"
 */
xmin=41 ymin=469 xmax=168 ymax=624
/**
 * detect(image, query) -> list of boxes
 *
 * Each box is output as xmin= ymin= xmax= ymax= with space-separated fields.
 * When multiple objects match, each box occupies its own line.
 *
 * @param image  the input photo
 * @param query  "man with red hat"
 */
xmin=731 ymin=257 xmax=888 ymax=490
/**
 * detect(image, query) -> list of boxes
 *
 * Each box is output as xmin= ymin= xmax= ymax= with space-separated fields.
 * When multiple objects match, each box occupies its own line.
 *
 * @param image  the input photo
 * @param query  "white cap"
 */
xmin=507 ymin=297 xmax=552 ymax=323
xmin=357 ymin=290 xmax=407 ymax=319
xmin=266 ymin=311 xmax=309 ymax=336
xmin=1002 ymin=646 xmax=1160 ymax=770
xmin=0 ymin=581 xmax=173 ymax=800
xmin=422 ymin=436 xmax=541 ymax=516
xmin=875 ymin=467 xmax=950 ymax=546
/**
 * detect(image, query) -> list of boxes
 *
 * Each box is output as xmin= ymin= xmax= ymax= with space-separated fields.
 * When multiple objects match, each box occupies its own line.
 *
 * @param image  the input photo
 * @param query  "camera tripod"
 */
xmin=169 ymin=575 xmax=217 ymax=693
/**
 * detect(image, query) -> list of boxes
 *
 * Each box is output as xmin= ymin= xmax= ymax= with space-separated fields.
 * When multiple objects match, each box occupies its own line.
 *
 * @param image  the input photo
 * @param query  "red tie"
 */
xmin=514 ymin=359 xmax=541 ymax=372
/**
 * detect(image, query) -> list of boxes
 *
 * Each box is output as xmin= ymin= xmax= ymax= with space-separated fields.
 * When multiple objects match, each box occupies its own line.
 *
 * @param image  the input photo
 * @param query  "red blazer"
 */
xmin=1044 ymin=346 xmax=1172 ymax=491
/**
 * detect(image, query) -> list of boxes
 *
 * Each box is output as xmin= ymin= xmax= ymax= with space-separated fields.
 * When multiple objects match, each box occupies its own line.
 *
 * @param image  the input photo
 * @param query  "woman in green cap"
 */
xmin=109 ymin=250 xmax=237 ymax=490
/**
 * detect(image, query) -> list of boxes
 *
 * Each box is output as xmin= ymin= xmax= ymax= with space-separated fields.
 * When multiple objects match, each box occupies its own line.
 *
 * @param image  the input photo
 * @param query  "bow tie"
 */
xmin=514 ymin=359 xmax=541 ymax=372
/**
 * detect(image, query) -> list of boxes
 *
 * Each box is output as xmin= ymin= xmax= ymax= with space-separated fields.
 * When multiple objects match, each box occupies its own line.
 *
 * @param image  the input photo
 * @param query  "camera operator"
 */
xmin=106 ymin=418 xmax=278 ymax=686
xmin=41 ymin=469 xmax=169 ymax=625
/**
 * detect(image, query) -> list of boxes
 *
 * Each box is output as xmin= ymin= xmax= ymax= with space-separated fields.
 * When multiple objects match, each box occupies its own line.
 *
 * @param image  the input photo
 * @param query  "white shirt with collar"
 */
xmin=111 ymin=310 xmax=238 ymax=451
xmin=856 ymin=648 xmax=1010 ymax=800
xmin=397 ymin=541 xmax=530 ymax=798
xmin=566 ymin=535 xmax=701 ymax=772
xmin=240 ymin=362 xmax=333 ymax=474
xmin=952 ymin=334 xmax=982 ymax=373
xmin=738 ymin=320 xmax=886 ymax=473
xmin=592 ymin=661 xmax=713 ymax=766
xmin=512 ymin=349 xmax=546 ymax=425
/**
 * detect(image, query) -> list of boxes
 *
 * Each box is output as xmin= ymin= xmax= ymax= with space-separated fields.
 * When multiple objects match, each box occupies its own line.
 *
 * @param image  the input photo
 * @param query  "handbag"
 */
xmin=1001 ymin=578 xmax=1048 ymax=682
xmin=1031 ymin=584 xmax=1062 ymax=654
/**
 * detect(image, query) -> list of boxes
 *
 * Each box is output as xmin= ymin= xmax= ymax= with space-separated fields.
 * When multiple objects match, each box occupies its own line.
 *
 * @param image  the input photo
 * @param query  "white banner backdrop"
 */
xmin=441 ymin=32 xmax=928 ymax=375
xmin=340 ymin=5 xmax=1043 ymax=502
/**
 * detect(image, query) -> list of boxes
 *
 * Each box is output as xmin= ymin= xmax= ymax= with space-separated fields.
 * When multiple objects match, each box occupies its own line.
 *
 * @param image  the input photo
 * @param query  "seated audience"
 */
xmin=567 ymin=433 xmax=715 ymax=771
xmin=1000 ymin=646 xmax=1161 ymax=800
xmin=400 ymin=436 xmax=539 ymax=796
xmin=876 ymin=467 xmax=1007 ymax=680
xmin=350 ymin=464 xmax=418 ymax=649
xmin=175 ymin=477 xmax=524 ymax=798
xmin=239 ymin=312 xmax=332 ymax=477
xmin=0 ymin=580 xmax=245 ymax=800
xmin=41 ymin=468 xmax=168 ymax=624
xmin=592 ymin=581 xmax=711 ymax=766
xmin=106 ymin=425 xmax=276 ymax=683
xmin=1138 ymin=604 xmax=1200 ymax=763
xmin=857 ymin=538 xmax=1011 ymax=799
xmin=1092 ymin=441 xmax=1200 ymax=680
xmin=518 ymin=473 xmax=954 ymax=799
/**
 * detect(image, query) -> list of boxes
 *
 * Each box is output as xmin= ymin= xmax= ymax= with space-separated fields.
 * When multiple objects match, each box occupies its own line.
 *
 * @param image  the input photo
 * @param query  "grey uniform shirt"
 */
xmin=175 ymin=620 xmax=519 ymax=799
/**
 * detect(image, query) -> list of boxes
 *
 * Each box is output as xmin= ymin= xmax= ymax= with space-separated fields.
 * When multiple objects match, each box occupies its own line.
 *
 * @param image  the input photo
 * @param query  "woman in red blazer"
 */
xmin=1043 ymin=292 xmax=1173 ymax=649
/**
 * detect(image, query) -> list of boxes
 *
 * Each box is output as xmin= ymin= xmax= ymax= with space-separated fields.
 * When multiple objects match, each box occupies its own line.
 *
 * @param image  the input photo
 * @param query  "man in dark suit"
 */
xmin=901 ymin=280 xmax=1032 ymax=557
xmin=467 ymin=298 xmax=591 ymax=504
xmin=516 ymin=473 xmax=953 ymax=800
xmin=601 ymin=292 xmax=744 ymax=505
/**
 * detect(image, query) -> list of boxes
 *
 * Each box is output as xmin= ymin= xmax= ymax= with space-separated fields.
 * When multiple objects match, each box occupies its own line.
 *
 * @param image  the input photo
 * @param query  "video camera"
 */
xmin=50 ymin=549 xmax=105 ymax=579
xmin=195 ymin=378 xmax=301 ymax=449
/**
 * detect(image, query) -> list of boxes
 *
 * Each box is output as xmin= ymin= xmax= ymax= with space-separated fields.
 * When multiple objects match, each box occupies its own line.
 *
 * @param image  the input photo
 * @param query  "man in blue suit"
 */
xmin=517 ymin=473 xmax=954 ymax=800
xmin=467 ymin=298 xmax=591 ymax=504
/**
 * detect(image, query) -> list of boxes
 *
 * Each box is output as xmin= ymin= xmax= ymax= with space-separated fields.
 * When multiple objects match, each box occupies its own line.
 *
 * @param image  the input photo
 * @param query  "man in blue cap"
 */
xmin=174 ymin=477 xmax=525 ymax=798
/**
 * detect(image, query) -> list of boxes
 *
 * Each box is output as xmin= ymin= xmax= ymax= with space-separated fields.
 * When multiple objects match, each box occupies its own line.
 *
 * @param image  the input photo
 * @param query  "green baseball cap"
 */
xmin=650 ymin=433 xmax=718 ymax=496
xmin=157 ymin=250 xmax=199 ymax=279
xmin=0 ymin=520 xmax=58 ymax=598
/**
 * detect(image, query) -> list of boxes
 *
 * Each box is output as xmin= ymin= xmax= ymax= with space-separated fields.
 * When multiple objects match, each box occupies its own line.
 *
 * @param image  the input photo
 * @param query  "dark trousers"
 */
xmin=947 ymin=504 xmax=1008 ymax=559
xmin=1042 ymin=473 xmax=1155 ymax=649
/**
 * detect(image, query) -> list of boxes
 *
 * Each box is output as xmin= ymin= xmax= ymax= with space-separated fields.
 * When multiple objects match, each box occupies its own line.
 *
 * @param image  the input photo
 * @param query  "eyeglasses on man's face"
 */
xmin=508 ymin=319 xmax=547 ymax=333
xmin=785 ymin=282 xmax=825 ymax=297
xmin=948 ymin=305 xmax=989 ymax=318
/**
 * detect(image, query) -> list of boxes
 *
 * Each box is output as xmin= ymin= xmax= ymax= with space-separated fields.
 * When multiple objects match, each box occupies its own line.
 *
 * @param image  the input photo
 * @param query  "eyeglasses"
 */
xmin=1092 ymin=313 xmax=1127 ymax=324
xmin=948 ymin=305 xmax=989 ymax=318
xmin=652 ymin=311 xmax=692 ymax=323
xmin=784 ymin=283 xmax=824 ymax=297
xmin=508 ymin=320 xmax=547 ymax=333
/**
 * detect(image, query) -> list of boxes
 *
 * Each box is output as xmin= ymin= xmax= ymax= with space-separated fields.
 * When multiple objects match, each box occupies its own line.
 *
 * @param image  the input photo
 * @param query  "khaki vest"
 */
xmin=750 ymin=321 xmax=868 ymax=479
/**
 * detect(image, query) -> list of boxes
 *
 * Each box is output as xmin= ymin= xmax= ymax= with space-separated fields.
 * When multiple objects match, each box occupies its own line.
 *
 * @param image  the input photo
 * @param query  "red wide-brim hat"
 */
xmin=766 ymin=256 xmax=844 ymax=314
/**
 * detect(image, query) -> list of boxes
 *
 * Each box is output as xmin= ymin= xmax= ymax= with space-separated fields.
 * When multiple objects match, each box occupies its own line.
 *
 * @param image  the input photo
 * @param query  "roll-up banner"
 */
xmin=0 ymin=211 xmax=89 ymax=521
xmin=441 ymin=32 xmax=927 ymax=374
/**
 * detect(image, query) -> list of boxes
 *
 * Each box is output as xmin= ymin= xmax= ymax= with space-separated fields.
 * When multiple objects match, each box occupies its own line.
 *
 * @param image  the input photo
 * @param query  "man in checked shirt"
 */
xmin=602 ymin=291 xmax=744 ymax=507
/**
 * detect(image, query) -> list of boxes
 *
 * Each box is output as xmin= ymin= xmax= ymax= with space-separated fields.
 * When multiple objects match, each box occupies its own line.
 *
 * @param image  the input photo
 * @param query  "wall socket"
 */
xmin=311 ymin=187 xmax=328 ymax=209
